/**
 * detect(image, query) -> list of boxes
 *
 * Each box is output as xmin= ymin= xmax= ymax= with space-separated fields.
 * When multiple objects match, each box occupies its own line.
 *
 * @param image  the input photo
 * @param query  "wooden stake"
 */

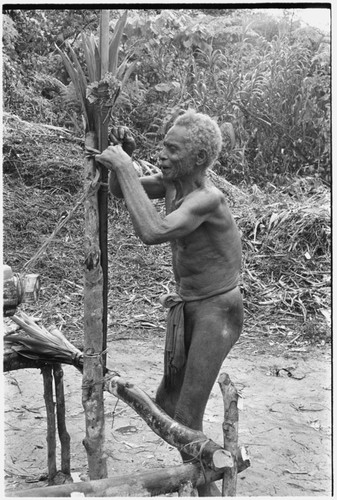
xmin=82 ymin=131 xmax=107 ymax=480
xmin=53 ymin=363 xmax=71 ymax=477
xmin=219 ymin=373 xmax=239 ymax=496
xmin=97 ymin=9 xmax=110 ymax=370
xmin=41 ymin=365 xmax=57 ymax=484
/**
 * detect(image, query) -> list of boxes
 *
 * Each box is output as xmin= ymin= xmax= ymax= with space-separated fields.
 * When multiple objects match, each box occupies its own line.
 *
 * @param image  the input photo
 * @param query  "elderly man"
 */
xmin=96 ymin=110 xmax=243 ymax=496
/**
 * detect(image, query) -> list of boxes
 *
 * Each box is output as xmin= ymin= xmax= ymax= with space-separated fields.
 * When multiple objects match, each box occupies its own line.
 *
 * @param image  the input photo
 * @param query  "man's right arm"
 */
xmin=109 ymin=170 xmax=166 ymax=200
xmin=108 ymin=126 xmax=166 ymax=200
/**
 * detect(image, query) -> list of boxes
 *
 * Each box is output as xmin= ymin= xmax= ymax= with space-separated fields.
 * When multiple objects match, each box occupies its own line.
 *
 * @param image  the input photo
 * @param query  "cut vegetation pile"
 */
xmin=3 ymin=114 xmax=331 ymax=353
xmin=238 ymin=184 xmax=330 ymax=345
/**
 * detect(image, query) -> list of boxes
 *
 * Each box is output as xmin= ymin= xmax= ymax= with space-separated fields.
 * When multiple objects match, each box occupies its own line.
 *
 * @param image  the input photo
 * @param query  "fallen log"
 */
xmin=6 ymin=456 xmax=250 ymax=497
xmin=105 ymin=375 xmax=232 ymax=470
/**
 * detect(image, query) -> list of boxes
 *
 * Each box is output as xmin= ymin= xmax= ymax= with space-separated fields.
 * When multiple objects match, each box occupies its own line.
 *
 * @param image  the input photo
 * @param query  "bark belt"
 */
xmin=160 ymin=294 xmax=186 ymax=389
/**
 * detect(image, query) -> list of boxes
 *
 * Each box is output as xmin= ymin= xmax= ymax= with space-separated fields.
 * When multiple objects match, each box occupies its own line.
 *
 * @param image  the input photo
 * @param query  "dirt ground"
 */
xmin=4 ymin=337 xmax=331 ymax=497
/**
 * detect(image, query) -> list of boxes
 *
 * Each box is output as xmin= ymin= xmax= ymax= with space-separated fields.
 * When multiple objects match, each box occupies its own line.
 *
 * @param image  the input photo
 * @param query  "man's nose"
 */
xmin=158 ymin=148 xmax=168 ymax=161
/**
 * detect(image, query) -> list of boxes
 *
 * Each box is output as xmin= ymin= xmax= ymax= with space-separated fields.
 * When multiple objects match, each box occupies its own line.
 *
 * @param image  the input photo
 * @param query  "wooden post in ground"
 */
xmin=53 ymin=363 xmax=71 ymax=479
xmin=219 ymin=373 xmax=239 ymax=496
xmin=82 ymin=131 xmax=107 ymax=480
xmin=82 ymin=12 xmax=111 ymax=480
xmin=41 ymin=365 xmax=57 ymax=484
xmin=96 ymin=9 xmax=110 ymax=370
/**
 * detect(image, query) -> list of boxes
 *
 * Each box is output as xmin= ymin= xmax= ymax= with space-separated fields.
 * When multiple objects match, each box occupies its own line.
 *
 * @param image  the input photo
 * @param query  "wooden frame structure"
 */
xmin=4 ymin=350 xmax=250 ymax=497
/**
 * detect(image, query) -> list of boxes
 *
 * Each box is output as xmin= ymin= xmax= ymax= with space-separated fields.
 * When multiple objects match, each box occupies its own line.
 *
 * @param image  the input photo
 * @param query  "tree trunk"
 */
xmin=82 ymin=130 xmax=107 ymax=480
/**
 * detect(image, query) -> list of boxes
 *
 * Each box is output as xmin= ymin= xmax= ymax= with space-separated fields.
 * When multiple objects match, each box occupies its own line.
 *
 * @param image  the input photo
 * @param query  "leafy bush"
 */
xmin=3 ymin=8 xmax=331 ymax=185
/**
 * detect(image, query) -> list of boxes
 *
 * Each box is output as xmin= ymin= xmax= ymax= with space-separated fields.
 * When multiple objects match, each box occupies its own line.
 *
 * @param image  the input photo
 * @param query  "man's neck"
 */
xmin=173 ymin=171 xmax=206 ymax=199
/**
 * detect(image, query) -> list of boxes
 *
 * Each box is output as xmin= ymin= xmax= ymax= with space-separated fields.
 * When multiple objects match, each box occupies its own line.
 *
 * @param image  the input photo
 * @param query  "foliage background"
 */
xmin=2 ymin=8 xmax=331 ymax=348
xmin=3 ymin=8 xmax=331 ymax=185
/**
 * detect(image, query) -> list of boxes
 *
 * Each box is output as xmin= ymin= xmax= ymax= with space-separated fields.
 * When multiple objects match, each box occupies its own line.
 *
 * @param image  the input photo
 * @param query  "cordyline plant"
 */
xmin=56 ymin=11 xmax=136 ymax=132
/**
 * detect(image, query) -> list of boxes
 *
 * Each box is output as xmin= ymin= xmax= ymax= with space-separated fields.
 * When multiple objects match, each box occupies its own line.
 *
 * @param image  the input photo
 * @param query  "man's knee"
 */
xmin=155 ymin=382 xmax=176 ymax=419
xmin=174 ymin=395 xmax=204 ymax=431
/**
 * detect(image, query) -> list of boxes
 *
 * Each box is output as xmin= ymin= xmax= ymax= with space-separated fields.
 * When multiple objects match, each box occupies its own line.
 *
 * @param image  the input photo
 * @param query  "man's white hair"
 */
xmin=174 ymin=109 xmax=223 ymax=169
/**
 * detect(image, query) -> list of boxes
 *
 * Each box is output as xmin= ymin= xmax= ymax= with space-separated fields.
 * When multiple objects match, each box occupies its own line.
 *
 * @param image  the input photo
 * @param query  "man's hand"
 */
xmin=95 ymin=144 xmax=133 ymax=171
xmin=109 ymin=126 xmax=136 ymax=157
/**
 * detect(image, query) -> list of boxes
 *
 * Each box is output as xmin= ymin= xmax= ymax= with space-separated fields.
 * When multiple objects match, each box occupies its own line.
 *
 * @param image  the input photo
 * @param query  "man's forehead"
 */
xmin=165 ymin=125 xmax=189 ymax=143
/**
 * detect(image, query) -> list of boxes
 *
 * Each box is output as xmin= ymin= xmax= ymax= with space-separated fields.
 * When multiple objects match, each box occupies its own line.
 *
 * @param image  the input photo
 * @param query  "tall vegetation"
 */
xmin=3 ymin=8 xmax=331 ymax=186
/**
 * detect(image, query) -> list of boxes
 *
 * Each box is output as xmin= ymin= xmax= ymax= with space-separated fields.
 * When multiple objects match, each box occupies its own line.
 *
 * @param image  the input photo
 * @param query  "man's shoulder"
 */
xmin=197 ymin=184 xmax=225 ymax=205
xmin=182 ymin=185 xmax=223 ymax=216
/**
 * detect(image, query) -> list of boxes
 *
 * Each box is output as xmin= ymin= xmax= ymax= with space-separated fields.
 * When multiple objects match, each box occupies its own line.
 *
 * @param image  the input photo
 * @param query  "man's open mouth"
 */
xmin=160 ymin=165 xmax=170 ymax=173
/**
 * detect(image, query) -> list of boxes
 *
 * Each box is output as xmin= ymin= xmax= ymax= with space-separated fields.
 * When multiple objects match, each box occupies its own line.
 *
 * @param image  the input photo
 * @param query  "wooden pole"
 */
xmin=97 ymin=9 xmax=110 ymax=370
xmin=4 ymin=348 xmax=48 ymax=371
xmin=82 ymin=131 xmax=107 ymax=479
xmin=219 ymin=373 xmax=239 ymax=496
xmin=6 ymin=457 xmax=250 ymax=498
xmin=81 ymin=10 xmax=110 ymax=479
xmin=105 ymin=374 xmax=233 ymax=470
xmin=53 ymin=364 xmax=71 ymax=478
xmin=41 ymin=365 xmax=57 ymax=484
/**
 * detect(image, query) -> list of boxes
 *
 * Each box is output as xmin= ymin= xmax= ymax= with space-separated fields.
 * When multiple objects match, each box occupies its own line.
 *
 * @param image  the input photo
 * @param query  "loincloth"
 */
xmin=160 ymin=293 xmax=185 ymax=389
xmin=160 ymin=287 xmax=239 ymax=389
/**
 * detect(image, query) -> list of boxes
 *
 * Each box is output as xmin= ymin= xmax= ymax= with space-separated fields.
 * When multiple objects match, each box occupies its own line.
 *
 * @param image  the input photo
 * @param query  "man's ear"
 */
xmin=196 ymin=149 xmax=207 ymax=166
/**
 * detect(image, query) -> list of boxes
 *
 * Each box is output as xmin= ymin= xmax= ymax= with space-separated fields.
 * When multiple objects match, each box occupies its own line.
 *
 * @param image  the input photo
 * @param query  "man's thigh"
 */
xmin=174 ymin=288 xmax=243 ymax=427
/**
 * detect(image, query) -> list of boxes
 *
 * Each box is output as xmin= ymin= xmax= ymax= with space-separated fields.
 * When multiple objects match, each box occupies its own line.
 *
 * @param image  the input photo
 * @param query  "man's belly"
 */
xmin=173 ymin=252 xmax=240 ymax=301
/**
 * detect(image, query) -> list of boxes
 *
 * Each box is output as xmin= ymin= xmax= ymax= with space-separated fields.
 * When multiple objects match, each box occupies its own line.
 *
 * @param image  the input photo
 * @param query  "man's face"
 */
xmin=158 ymin=125 xmax=196 ymax=180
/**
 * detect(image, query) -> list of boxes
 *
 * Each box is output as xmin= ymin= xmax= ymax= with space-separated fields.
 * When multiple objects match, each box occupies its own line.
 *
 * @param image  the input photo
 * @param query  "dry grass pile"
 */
xmin=3 ymin=114 xmax=331 ymax=353
xmin=3 ymin=176 xmax=85 ymax=346
xmin=235 ymin=181 xmax=330 ymax=345
xmin=3 ymin=112 xmax=83 ymax=194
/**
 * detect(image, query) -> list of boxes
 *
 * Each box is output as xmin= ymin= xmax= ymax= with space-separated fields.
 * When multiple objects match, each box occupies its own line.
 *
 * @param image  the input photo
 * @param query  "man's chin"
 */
xmin=161 ymin=168 xmax=174 ymax=179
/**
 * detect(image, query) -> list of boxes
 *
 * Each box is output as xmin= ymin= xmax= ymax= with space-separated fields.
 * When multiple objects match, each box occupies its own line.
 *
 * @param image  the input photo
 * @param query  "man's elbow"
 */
xmin=139 ymin=229 xmax=164 ymax=246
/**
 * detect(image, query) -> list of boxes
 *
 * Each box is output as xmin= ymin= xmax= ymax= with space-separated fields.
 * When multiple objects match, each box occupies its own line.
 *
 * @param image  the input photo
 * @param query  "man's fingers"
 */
xmin=109 ymin=127 xmax=119 ymax=145
xmin=96 ymin=144 xmax=124 ymax=160
xmin=109 ymin=126 xmax=127 ymax=144
xmin=117 ymin=127 xmax=125 ymax=140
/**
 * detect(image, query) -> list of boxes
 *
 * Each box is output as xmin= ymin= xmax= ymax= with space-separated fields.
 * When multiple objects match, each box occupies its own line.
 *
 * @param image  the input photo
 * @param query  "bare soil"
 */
xmin=2 ymin=127 xmax=331 ymax=496
xmin=4 ymin=338 xmax=331 ymax=496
